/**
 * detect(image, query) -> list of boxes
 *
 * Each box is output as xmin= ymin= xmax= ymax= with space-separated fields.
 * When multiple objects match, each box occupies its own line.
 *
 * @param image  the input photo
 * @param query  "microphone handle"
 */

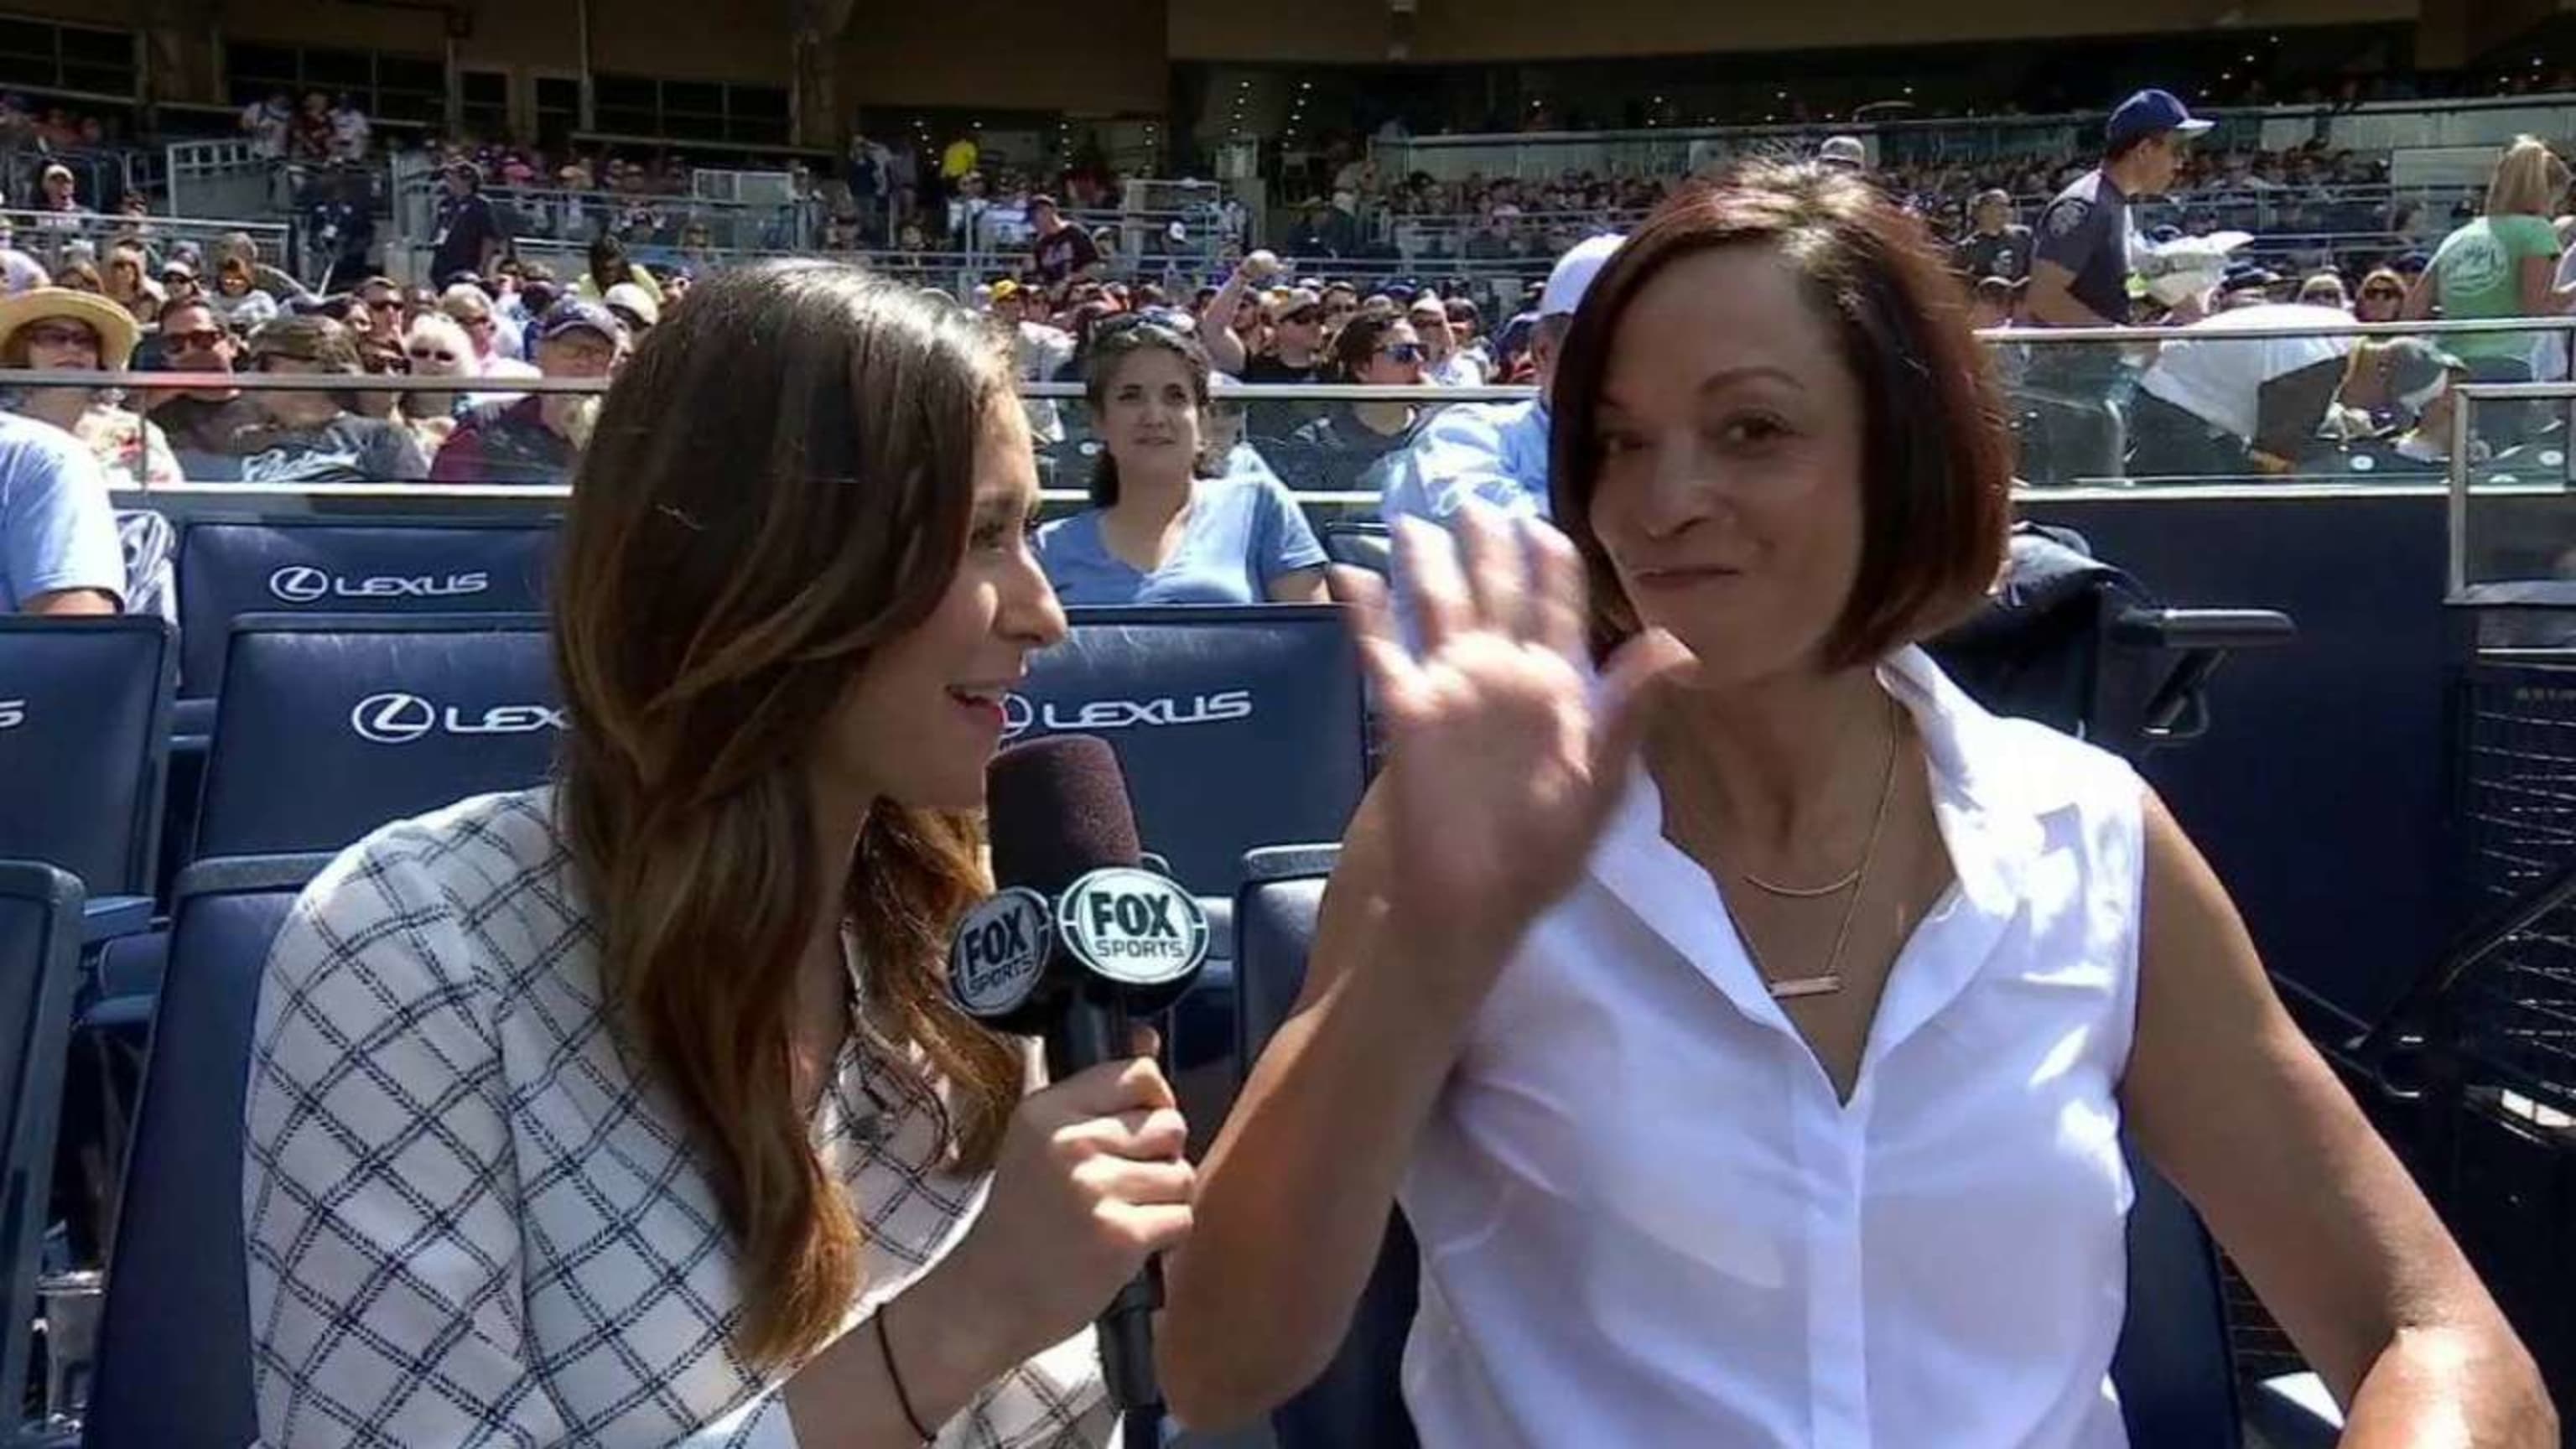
xmin=1044 ymin=995 xmax=1166 ymax=1420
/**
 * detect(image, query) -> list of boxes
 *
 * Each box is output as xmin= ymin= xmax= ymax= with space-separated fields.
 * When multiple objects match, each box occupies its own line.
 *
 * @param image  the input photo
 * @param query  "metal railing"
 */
xmin=388 ymin=175 xmax=815 ymax=261
xmin=0 ymin=139 xmax=141 ymax=213
xmin=8 ymin=315 xmax=2563 ymax=496
xmin=1369 ymin=91 xmax=2576 ymax=184
xmin=0 ymin=207 xmax=292 ymax=278
xmin=2447 ymin=381 xmax=2576 ymax=599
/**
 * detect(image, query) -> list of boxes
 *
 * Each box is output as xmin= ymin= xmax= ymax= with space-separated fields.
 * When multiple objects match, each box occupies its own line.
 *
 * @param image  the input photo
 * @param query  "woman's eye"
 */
xmin=1721 ymin=414 xmax=1789 ymax=448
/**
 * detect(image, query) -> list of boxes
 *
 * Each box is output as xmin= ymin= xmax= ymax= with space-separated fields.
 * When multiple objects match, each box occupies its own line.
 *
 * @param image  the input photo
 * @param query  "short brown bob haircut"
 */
xmin=1548 ymin=160 xmax=2012 ymax=669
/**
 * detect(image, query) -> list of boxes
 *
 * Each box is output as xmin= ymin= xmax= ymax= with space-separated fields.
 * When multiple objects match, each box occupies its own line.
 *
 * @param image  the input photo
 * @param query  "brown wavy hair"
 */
xmin=553 ymin=260 xmax=1026 ymax=1370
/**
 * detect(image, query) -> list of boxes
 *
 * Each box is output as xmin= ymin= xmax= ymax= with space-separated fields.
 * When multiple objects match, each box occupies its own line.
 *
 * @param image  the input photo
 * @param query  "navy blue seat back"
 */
xmin=0 ymin=618 xmax=175 ymax=895
xmin=88 ymin=854 xmax=328 ymax=1449
xmin=2115 ymin=1138 xmax=2244 ymax=1445
xmin=1925 ymin=524 xmax=2127 ymax=739
xmin=1011 ymin=606 xmax=1368 ymax=896
xmin=0 ymin=862 xmax=83 ymax=1431
xmin=1232 ymin=847 xmax=2242 ymax=1449
xmin=174 ymin=517 xmax=556 ymax=699
xmin=195 ymin=615 xmax=558 ymax=860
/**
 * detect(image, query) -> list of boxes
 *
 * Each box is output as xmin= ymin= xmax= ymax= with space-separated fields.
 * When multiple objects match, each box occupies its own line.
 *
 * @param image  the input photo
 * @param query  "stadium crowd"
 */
xmin=0 ymin=77 xmax=2568 ymax=619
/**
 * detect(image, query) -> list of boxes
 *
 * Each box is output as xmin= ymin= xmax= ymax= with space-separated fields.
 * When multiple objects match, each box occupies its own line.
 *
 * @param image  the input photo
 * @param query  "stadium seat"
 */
xmin=1229 ymin=846 xmax=2340 ymax=1449
xmin=0 ymin=618 xmax=176 ymax=906
xmin=1928 ymin=523 xmax=2293 ymax=760
xmin=172 ymin=515 xmax=558 ymax=726
xmin=1017 ymin=605 xmax=1369 ymax=899
xmin=1320 ymin=521 xmax=1393 ymax=576
xmin=0 ymin=862 xmax=86 ymax=1439
xmin=192 ymin=613 xmax=558 ymax=861
xmin=1927 ymin=523 xmax=2127 ymax=740
xmin=86 ymin=853 xmax=331 ymax=1449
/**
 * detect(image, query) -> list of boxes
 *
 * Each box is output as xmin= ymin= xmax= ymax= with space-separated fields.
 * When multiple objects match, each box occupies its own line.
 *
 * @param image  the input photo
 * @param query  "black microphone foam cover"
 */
xmin=986 ymin=735 xmax=1144 ymax=900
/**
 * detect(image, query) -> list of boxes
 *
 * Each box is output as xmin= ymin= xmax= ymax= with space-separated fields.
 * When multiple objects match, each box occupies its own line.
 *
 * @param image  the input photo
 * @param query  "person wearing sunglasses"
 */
xmin=431 ymin=299 xmax=627 ymax=486
xmin=143 ymin=297 xmax=265 ymax=480
xmin=1278 ymin=309 xmax=1431 ymax=495
xmin=2352 ymin=267 xmax=2408 ymax=325
xmin=1032 ymin=314 xmax=1327 ymax=606
xmin=0 ymin=286 xmax=180 ymax=489
xmin=232 ymin=314 xmax=428 ymax=484
xmin=392 ymin=312 xmax=475 ymax=453
xmin=2296 ymin=270 xmax=2351 ymax=312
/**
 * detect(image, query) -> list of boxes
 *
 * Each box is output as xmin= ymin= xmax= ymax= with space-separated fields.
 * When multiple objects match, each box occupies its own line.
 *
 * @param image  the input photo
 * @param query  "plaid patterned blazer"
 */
xmin=243 ymin=789 xmax=1109 ymax=1448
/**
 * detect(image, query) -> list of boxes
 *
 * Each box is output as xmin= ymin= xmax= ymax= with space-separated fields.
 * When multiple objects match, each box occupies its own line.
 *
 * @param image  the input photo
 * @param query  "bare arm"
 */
xmin=2124 ymin=791 xmax=2556 ymax=1446
xmin=22 ymin=587 xmax=117 ymax=615
xmin=1198 ymin=257 xmax=1270 ymax=376
xmin=1161 ymin=787 xmax=1483 ymax=1428
xmin=2401 ymin=268 xmax=2438 ymax=323
xmin=1162 ymin=515 xmax=1685 ymax=1430
xmin=2517 ymin=254 xmax=2575 ymax=315
xmin=1265 ymin=566 xmax=1328 ymax=603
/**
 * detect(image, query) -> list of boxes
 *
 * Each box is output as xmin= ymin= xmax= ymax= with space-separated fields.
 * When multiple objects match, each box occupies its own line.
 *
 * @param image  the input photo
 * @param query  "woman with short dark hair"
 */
xmin=1165 ymin=163 xmax=2554 ymax=1446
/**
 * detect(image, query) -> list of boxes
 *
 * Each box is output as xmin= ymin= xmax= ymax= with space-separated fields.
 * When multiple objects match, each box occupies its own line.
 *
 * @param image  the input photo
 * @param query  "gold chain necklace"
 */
xmin=1697 ymin=693 xmax=1904 ymax=1000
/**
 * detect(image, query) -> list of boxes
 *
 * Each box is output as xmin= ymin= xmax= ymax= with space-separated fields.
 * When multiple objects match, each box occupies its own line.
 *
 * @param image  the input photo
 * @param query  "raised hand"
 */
xmin=1333 ymin=506 xmax=1691 ymax=965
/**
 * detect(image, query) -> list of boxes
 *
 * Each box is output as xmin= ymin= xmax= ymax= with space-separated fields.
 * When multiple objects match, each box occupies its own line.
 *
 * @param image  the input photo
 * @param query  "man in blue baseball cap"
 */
xmin=429 ymin=298 xmax=626 ymax=485
xmin=2019 ymin=87 xmax=2212 ymax=482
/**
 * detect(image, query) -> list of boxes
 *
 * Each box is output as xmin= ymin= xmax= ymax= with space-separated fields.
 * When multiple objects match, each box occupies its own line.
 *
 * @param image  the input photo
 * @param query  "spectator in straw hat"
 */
xmin=0 ymin=285 xmax=179 ymax=488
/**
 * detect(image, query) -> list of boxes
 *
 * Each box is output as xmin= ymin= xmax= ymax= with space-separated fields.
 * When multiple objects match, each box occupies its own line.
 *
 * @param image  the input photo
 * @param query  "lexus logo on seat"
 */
xmin=350 ymin=692 xmax=567 ymax=745
xmin=268 ymin=566 xmax=492 ymax=605
xmin=998 ymin=690 xmax=1254 ymax=742
xmin=0 ymin=699 xmax=24 ymax=731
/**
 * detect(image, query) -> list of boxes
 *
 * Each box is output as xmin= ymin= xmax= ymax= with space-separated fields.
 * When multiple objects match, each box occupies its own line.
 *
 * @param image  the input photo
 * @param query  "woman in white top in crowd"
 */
xmin=1163 ymin=163 xmax=2555 ymax=1445
xmin=244 ymin=260 xmax=1192 ymax=1447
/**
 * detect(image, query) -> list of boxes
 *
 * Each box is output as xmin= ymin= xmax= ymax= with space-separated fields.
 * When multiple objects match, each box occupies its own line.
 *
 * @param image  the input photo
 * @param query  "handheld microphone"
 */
xmin=948 ymin=735 xmax=1210 ymax=1424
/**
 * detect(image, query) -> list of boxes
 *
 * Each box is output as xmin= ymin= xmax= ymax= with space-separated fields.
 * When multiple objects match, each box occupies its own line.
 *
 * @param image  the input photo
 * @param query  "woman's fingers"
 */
xmin=1394 ymin=516 xmax=1472 ymax=654
xmin=1332 ymin=564 xmax=1426 ymax=727
xmin=1523 ymin=517 xmax=1592 ymax=666
xmin=1453 ymin=503 xmax=1524 ymax=635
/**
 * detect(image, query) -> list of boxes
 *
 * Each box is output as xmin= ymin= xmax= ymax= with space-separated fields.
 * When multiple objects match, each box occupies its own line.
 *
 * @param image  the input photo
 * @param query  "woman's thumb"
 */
xmin=1588 ymin=628 xmax=1696 ymax=801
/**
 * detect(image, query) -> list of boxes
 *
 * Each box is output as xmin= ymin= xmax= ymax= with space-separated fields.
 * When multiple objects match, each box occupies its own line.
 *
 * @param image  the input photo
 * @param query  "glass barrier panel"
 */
xmin=7 ymin=317 xmax=2563 ymax=494
xmin=2453 ymin=383 xmax=2576 ymax=636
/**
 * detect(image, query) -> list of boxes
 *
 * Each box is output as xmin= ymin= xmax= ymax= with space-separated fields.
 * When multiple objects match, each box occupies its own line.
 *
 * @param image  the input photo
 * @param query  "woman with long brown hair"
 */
xmin=244 ymin=260 xmax=1192 ymax=1446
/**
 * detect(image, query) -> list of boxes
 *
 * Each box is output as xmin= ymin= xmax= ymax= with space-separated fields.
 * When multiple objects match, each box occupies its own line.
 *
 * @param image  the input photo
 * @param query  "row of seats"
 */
xmin=3 ymin=603 xmax=1370 ymax=906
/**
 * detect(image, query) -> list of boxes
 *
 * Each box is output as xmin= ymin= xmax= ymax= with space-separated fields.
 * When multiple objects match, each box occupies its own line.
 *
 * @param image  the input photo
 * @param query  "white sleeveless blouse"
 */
xmin=1398 ymin=647 xmax=2149 ymax=1448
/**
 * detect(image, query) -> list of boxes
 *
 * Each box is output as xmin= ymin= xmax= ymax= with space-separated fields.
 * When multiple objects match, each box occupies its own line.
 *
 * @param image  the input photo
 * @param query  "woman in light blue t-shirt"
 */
xmin=1034 ymin=312 xmax=1329 ymax=605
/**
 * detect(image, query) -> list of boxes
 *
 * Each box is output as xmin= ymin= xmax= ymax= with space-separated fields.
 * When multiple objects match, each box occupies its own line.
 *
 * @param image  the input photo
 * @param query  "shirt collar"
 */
xmin=1579 ymin=647 xmax=2064 ymax=1051
xmin=1876 ymin=644 xmax=2085 ymax=821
